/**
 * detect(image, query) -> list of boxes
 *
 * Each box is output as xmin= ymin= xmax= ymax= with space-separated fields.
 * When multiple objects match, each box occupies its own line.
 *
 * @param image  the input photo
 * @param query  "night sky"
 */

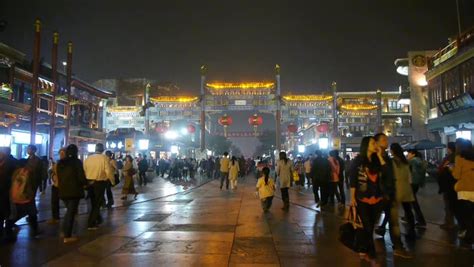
xmin=2 ymin=0 xmax=473 ymax=94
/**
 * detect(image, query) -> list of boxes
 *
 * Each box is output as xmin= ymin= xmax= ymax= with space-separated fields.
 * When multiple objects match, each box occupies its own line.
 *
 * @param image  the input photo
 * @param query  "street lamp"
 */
xmin=319 ymin=137 xmax=329 ymax=150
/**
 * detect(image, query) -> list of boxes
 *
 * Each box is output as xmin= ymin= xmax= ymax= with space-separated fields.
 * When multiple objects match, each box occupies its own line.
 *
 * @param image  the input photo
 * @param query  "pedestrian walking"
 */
xmin=229 ymin=156 xmax=240 ymax=190
xmin=349 ymin=136 xmax=384 ymax=266
xmin=104 ymin=151 xmax=116 ymax=208
xmin=276 ymin=151 xmax=293 ymax=211
xmin=437 ymin=142 xmax=458 ymax=230
xmin=294 ymin=156 xmax=305 ymax=189
xmin=84 ymin=143 xmax=114 ymax=230
xmin=334 ymin=150 xmax=346 ymax=205
xmin=6 ymin=158 xmax=39 ymax=239
xmin=138 ymin=155 xmax=149 ymax=186
xmin=47 ymin=147 xmax=66 ymax=225
xmin=452 ymin=138 xmax=474 ymax=248
xmin=121 ymin=155 xmax=138 ymax=200
xmin=310 ymin=150 xmax=331 ymax=206
xmin=372 ymin=134 xmax=412 ymax=258
xmin=328 ymin=150 xmax=341 ymax=204
xmin=407 ymin=149 xmax=427 ymax=228
xmin=256 ymin=167 xmax=275 ymax=212
xmin=57 ymin=144 xmax=87 ymax=243
xmin=0 ymin=147 xmax=17 ymax=240
xmin=25 ymin=145 xmax=44 ymax=196
xmin=220 ymin=152 xmax=230 ymax=190
xmin=304 ymin=156 xmax=312 ymax=187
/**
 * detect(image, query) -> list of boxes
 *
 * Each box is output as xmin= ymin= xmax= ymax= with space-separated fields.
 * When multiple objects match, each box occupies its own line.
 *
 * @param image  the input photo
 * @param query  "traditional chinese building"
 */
xmin=0 ymin=42 xmax=113 ymax=159
xmin=426 ymin=27 xmax=474 ymax=146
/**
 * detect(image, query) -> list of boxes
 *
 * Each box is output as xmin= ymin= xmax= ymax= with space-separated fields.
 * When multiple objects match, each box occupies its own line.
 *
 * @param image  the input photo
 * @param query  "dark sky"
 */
xmin=1 ymin=0 xmax=473 ymax=94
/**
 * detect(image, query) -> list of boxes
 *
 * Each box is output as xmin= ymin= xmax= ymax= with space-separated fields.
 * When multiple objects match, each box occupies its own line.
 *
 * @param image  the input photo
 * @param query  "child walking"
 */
xmin=256 ymin=167 xmax=275 ymax=212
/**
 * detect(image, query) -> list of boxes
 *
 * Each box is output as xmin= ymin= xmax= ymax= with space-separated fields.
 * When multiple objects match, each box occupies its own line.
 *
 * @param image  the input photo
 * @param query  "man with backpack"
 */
xmin=0 ymin=147 xmax=17 ymax=240
xmin=6 ymin=158 xmax=39 ymax=239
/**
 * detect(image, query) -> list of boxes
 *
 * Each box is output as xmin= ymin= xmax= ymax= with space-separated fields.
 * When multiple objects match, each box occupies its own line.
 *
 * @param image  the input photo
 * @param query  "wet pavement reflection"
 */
xmin=0 ymin=174 xmax=473 ymax=267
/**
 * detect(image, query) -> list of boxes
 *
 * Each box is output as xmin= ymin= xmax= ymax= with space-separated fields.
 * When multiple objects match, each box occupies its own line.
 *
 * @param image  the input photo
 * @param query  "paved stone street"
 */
xmin=1 ymin=174 xmax=473 ymax=267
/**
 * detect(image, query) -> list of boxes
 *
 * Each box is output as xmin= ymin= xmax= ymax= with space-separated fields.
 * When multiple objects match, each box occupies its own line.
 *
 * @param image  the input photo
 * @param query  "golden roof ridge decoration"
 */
xmin=206 ymin=82 xmax=275 ymax=89
xmin=282 ymin=95 xmax=333 ymax=101
xmin=340 ymin=103 xmax=378 ymax=111
xmin=150 ymin=96 xmax=199 ymax=103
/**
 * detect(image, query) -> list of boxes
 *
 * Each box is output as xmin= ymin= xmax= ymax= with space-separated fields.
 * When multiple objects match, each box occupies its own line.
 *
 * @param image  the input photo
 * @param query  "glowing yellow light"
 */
xmin=340 ymin=103 xmax=378 ymax=111
xmin=206 ymin=82 xmax=275 ymax=89
xmin=108 ymin=106 xmax=140 ymax=112
xmin=150 ymin=96 xmax=199 ymax=103
xmin=282 ymin=95 xmax=333 ymax=101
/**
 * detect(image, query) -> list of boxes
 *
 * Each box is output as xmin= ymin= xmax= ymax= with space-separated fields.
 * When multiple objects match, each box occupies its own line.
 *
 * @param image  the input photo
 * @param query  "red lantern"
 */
xmin=287 ymin=124 xmax=298 ymax=133
xmin=218 ymin=114 xmax=233 ymax=137
xmin=248 ymin=114 xmax=263 ymax=135
xmin=316 ymin=123 xmax=329 ymax=133
xmin=187 ymin=124 xmax=196 ymax=133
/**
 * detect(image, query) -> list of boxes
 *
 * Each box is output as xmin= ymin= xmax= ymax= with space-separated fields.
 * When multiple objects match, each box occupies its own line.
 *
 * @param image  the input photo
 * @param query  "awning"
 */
xmin=427 ymin=107 xmax=474 ymax=131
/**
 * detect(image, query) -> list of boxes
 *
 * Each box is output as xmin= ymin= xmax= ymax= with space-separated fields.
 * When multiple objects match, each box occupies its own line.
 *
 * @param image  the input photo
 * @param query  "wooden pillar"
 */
xmin=49 ymin=32 xmax=59 ymax=158
xmin=65 ymin=42 xmax=73 ymax=146
xmin=30 ymin=19 xmax=41 ymax=145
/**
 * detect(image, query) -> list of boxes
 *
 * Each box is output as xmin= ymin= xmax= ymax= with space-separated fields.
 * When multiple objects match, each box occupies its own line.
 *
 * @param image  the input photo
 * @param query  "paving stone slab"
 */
xmin=134 ymin=213 xmax=171 ymax=222
xmin=150 ymin=224 xmax=236 ymax=232
xmin=115 ymin=239 xmax=232 ymax=255
xmin=101 ymin=252 xmax=229 ymax=267
xmin=230 ymin=237 xmax=279 ymax=265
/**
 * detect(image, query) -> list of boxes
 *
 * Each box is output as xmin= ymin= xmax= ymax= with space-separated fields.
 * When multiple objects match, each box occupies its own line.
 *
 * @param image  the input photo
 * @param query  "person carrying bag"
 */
xmin=339 ymin=206 xmax=369 ymax=253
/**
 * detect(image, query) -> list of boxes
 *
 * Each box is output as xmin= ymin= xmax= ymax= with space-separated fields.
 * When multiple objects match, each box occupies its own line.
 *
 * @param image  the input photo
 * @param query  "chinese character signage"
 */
xmin=437 ymin=93 xmax=474 ymax=115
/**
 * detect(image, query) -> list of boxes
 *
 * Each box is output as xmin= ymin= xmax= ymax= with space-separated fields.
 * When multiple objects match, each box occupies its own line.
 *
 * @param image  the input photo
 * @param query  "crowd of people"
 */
xmin=0 ymin=134 xmax=472 ymax=263
xmin=0 ymin=143 xmax=153 ymax=244
xmin=252 ymin=133 xmax=473 ymax=266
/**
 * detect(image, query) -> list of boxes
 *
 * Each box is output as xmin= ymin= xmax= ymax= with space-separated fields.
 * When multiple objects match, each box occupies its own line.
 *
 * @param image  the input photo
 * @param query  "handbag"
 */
xmin=338 ymin=206 xmax=369 ymax=253
xmin=292 ymin=170 xmax=300 ymax=182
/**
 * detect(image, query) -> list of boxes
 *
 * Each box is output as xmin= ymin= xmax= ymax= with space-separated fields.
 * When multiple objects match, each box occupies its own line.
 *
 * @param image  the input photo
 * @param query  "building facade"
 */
xmin=426 ymin=27 xmax=474 ymax=148
xmin=0 ymin=43 xmax=113 ymax=159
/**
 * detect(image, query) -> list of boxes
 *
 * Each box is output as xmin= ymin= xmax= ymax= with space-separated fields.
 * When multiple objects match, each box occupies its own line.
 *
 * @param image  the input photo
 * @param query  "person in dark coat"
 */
xmin=0 ymin=147 xmax=18 ymax=240
xmin=57 ymin=144 xmax=87 ymax=243
xmin=310 ymin=150 xmax=331 ymax=207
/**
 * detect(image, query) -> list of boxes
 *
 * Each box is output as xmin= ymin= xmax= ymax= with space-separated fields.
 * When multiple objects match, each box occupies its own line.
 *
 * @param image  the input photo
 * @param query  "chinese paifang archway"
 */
xmin=130 ymin=65 xmax=404 ymax=152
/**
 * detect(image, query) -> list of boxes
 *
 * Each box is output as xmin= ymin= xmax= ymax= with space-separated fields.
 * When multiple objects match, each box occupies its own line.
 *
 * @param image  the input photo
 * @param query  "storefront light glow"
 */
xmin=456 ymin=130 xmax=472 ymax=140
xmin=170 ymin=145 xmax=179 ymax=154
xmin=87 ymin=144 xmax=96 ymax=153
xmin=165 ymin=130 xmax=179 ymax=140
xmin=110 ymin=142 xmax=117 ymax=149
xmin=11 ymin=131 xmax=43 ymax=144
xmin=180 ymin=128 xmax=188 ymax=135
xmin=117 ymin=141 xmax=124 ymax=149
xmin=138 ymin=139 xmax=149 ymax=150
xmin=0 ymin=134 xmax=12 ymax=147
xmin=319 ymin=137 xmax=329 ymax=149
xmin=206 ymin=150 xmax=212 ymax=156
xmin=298 ymin=145 xmax=305 ymax=153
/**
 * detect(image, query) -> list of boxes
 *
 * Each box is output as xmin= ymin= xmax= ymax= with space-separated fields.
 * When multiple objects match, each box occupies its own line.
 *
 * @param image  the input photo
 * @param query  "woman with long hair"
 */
xmin=349 ymin=136 xmax=385 ymax=266
xmin=390 ymin=143 xmax=416 ymax=239
xmin=256 ymin=167 xmax=275 ymax=212
xmin=57 ymin=144 xmax=87 ymax=243
xmin=121 ymin=155 xmax=138 ymax=200
xmin=229 ymin=156 xmax=240 ymax=190
xmin=277 ymin=151 xmax=293 ymax=211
